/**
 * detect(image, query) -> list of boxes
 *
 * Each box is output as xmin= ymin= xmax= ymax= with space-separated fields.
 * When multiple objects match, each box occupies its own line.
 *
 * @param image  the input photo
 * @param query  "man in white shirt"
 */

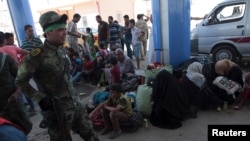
xmin=129 ymin=19 xmax=143 ymax=69
xmin=66 ymin=13 xmax=81 ymax=53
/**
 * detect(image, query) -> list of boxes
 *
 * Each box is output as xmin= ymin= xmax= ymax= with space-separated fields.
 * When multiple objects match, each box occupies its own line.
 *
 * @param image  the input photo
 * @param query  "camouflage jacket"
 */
xmin=135 ymin=19 xmax=148 ymax=40
xmin=16 ymin=41 xmax=75 ymax=108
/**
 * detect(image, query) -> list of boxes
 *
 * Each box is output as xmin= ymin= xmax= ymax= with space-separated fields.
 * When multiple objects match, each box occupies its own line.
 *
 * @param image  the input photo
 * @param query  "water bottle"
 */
xmin=223 ymin=101 xmax=228 ymax=110
xmin=143 ymin=118 xmax=148 ymax=129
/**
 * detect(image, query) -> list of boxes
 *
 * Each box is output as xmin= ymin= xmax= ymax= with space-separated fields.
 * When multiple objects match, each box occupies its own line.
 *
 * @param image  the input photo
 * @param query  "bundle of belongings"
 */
xmin=121 ymin=73 xmax=142 ymax=93
xmin=145 ymin=62 xmax=173 ymax=85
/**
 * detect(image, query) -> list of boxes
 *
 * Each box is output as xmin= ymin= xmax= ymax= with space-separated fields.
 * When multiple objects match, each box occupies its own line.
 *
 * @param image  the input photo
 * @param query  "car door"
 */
xmin=198 ymin=2 xmax=248 ymax=54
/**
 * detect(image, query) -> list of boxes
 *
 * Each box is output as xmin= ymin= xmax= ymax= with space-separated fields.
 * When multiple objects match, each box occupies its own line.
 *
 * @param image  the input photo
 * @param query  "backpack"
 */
xmin=92 ymin=91 xmax=110 ymax=106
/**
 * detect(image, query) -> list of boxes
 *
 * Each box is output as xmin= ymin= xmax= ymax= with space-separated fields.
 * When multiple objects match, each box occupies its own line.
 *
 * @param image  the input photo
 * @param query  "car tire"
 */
xmin=212 ymin=45 xmax=237 ymax=62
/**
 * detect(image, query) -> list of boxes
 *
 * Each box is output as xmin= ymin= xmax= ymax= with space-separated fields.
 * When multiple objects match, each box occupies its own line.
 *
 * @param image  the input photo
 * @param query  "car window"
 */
xmin=217 ymin=4 xmax=245 ymax=22
xmin=207 ymin=3 xmax=245 ymax=25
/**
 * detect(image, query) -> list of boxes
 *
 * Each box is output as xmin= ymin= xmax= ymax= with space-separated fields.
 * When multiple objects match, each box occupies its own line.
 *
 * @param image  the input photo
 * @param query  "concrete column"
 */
xmin=7 ymin=0 xmax=35 ymax=45
xmin=151 ymin=0 xmax=162 ymax=63
xmin=151 ymin=0 xmax=190 ymax=67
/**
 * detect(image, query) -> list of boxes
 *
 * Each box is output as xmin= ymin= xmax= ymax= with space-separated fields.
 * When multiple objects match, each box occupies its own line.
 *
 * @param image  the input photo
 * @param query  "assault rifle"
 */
xmin=50 ymin=97 xmax=72 ymax=141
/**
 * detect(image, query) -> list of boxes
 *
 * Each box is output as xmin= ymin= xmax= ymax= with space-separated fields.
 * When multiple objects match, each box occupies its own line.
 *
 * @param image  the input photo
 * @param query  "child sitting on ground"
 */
xmin=82 ymin=54 xmax=94 ymax=84
xmin=71 ymin=52 xmax=84 ymax=85
xmin=89 ymin=83 xmax=133 ymax=139
xmin=233 ymin=73 xmax=250 ymax=110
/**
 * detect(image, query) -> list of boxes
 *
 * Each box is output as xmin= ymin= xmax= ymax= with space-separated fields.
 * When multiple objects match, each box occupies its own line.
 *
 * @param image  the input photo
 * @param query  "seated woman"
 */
xmin=150 ymin=70 xmax=193 ymax=129
xmin=202 ymin=59 xmax=243 ymax=111
xmin=92 ymin=51 xmax=107 ymax=86
xmin=214 ymin=59 xmax=244 ymax=104
xmin=179 ymin=62 xmax=206 ymax=108
xmin=89 ymin=83 xmax=133 ymax=139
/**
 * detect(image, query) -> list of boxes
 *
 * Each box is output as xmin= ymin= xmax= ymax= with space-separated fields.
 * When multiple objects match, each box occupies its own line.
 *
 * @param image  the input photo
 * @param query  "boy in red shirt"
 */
xmin=110 ymin=56 xmax=121 ymax=84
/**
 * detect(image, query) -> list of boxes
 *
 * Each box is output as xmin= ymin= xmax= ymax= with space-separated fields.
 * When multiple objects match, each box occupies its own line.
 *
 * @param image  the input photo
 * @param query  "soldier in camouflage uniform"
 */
xmin=16 ymin=11 xmax=99 ymax=141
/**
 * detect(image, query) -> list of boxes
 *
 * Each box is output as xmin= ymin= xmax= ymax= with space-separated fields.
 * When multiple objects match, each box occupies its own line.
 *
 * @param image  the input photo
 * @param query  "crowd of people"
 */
xmin=0 ymin=10 xmax=152 ymax=140
xmin=0 ymin=9 xmax=249 ymax=141
xmin=64 ymin=13 xmax=152 ymax=87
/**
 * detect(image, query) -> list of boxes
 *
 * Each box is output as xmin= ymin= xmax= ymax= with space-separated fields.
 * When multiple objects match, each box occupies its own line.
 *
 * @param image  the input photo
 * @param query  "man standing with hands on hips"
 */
xmin=16 ymin=11 xmax=99 ymax=141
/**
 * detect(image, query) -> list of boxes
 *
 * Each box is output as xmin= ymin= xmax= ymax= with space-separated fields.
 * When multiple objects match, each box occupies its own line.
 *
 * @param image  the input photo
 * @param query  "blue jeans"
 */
xmin=125 ymin=38 xmax=132 ymax=59
xmin=71 ymin=71 xmax=83 ymax=84
xmin=26 ymin=97 xmax=35 ymax=110
xmin=133 ymin=43 xmax=141 ymax=59
xmin=18 ymin=92 xmax=28 ymax=112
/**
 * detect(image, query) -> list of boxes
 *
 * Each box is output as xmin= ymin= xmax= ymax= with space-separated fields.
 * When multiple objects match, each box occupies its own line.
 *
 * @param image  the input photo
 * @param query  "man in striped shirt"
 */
xmin=21 ymin=25 xmax=43 ymax=113
xmin=21 ymin=24 xmax=43 ymax=51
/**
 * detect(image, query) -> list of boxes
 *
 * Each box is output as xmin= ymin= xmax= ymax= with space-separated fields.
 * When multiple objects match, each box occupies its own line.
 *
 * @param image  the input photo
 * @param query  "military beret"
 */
xmin=39 ymin=11 xmax=68 ymax=32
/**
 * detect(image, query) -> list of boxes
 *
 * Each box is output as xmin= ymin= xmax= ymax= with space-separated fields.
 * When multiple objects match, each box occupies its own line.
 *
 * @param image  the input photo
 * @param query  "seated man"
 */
xmin=89 ymin=83 xmax=133 ymax=139
xmin=115 ymin=48 xmax=135 ymax=74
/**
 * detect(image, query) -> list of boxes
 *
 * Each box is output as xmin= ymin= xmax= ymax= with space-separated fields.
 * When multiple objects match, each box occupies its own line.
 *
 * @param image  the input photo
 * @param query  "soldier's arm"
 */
xmin=16 ymin=56 xmax=44 ymax=103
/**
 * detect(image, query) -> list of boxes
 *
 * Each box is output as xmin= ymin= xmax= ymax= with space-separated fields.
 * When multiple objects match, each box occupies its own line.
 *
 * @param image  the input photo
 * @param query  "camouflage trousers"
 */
xmin=47 ymin=102 xmax=99 ymax=141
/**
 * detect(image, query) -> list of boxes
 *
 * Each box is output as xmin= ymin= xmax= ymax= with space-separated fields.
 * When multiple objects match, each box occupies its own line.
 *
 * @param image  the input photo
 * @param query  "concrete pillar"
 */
xmin=7 ymin=0 xmax=35 ymax=45
xmin=151 ymin=0 xmax=162 ymax=63
xmin=151 ymin=0 xmax=190 ymax=68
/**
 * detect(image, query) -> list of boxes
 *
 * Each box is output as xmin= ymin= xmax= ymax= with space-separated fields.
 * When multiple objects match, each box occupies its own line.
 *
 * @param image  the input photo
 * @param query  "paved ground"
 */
xmin=26 ymin=57 xmax=250 ymax=141
xmin=27 ymin=84 xmax=250 ymax=141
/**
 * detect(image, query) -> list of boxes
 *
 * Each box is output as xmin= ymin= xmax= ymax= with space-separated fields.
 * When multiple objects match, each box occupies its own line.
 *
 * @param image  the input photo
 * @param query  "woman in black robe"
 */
xmin=150 ymin=70 xmax=192 ymax=129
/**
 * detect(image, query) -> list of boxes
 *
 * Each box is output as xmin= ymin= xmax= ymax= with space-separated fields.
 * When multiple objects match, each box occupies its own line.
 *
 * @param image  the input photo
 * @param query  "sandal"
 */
xmin=100 ymin=127 xmax=112 ymax=135
xmin=233 ymin=105 xmax=241 ymax=110
xmin=216 ymin=107 xmax=221 ymax=111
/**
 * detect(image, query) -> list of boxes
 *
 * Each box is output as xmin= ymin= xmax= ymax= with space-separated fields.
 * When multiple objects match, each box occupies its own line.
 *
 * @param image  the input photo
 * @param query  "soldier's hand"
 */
xmin=39 ymin=96 xmax=53 ymax=111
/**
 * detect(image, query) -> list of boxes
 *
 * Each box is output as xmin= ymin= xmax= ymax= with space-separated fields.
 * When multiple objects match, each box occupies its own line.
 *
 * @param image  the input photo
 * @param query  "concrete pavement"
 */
xmin=27 ymin=83 xmax=250 ymax=141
